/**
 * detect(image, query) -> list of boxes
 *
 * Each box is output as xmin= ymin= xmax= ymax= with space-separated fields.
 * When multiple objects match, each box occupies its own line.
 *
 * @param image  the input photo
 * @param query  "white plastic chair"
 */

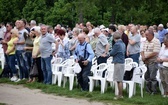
xmin=156 ymin=70 xmax=164 ymax=95
xmin=63 ymin=59 xmax=75 ymax=90
xmin=88 ymin=63 xmax=108 ymax=93
xmin=107 ymin=57 xmax=113 ymax=64
xmin=52 ymin=58 xmax=68 ymax=86
xmin=132 ymin=66 xmax=146 ymax=98
xmin=104 ymin=63 xmax=114 ymax=91
xmin=125 ymin=58 xmax=133 ymax=65
xmin=0 ymin=52 xmax=5 ymax=69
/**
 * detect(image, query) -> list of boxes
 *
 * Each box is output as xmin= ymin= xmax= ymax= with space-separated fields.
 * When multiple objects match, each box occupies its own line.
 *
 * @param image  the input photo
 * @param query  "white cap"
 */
xmin=158 ymin=24 xmax=164 ymax=27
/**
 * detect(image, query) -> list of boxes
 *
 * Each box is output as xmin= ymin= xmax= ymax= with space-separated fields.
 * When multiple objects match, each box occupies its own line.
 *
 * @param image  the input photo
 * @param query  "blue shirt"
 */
xmin=110 ymin=39 xmax=125 ymax=63
xmin=158 ymin=29 xmax=168 ymax=43
xmin=74 ymin=42 xmax=94 ymax=62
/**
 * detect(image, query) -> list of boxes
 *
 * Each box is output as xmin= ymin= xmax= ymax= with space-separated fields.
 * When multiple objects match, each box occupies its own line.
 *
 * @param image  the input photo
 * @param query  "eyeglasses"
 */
xmin=10 ymin=32 xmax=13 ymax=34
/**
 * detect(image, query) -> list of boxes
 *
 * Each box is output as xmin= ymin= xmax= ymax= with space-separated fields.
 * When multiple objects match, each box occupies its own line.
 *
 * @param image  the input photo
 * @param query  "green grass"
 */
xmin=0 ymin=69 xmax=168 ymax=105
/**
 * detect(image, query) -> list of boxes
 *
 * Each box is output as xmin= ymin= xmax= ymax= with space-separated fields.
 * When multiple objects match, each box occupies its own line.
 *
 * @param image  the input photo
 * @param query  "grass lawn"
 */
xmin=0 ymin=70 xmax=168 ymax=105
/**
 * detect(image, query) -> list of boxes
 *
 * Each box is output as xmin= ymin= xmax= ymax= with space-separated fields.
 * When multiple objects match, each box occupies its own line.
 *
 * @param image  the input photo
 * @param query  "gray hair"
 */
xmin=73 ymin=27 xmax=80 ymax=35
xmin=113 ymin=32 xmax=122 ymax=39
xmin=30 ymin=20 xmax=36 ymax=25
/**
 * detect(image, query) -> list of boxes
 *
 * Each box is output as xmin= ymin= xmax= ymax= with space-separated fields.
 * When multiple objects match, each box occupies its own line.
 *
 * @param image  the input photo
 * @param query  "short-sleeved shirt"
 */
xmin=95 ymin=34 xmax=109 ymax=57
xmin=142 ymin=37 xmax=160 ymax=62
xmin=7 ymin=37 xmax=18 ymax=55
xmin=32 ymin=36 xmax=41 ymax=57
xmin=39 ymin=33 xmax=56 ymax=58
xmin=128 ymin=34 xmax=141 ymax=54
xmin=16 ymin=29 xmax=28 ymax=50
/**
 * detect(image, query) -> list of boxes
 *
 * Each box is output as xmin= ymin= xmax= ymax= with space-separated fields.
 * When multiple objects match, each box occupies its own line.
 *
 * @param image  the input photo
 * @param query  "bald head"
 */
xmin=78 ymin=33 xmax=86 ymax=44
xmin=131 ymin=26 xmax=138 ymax=35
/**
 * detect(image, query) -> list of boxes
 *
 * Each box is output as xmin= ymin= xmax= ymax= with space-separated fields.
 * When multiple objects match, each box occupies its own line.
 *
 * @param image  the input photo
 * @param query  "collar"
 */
xmin=42 ymin=33 xmax=48 ymax=38
xmin=79 ymin=41 xmax=87 ymax=46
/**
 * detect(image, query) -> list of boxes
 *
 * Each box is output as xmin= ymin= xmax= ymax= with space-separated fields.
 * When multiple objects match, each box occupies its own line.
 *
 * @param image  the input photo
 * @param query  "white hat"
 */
xmin=102 ymin=28 xmax=109 ymax=32
xmin=158 ymin=24 xmax=164 ymax=27
xmin=99 ymin=25 xmax=105 ymax=30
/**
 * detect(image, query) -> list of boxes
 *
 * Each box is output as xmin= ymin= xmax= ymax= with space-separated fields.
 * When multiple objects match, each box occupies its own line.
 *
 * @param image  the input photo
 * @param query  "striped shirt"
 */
xmin=142 ymin=37 xmax=161 ymax=62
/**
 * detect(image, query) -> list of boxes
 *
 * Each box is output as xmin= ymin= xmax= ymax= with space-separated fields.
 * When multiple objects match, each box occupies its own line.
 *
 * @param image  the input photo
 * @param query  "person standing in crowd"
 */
xmin=39 ymin=25 xmax=57 ymax=84
xmin=29 ymin=26 xmax=43 ymax=83
xmin=0 ymin=22 xmax=13 ymax=77
xmin=94 ymin=28 xmax=109 ymax=65
xmin=158 ymin=24 xmax=168 ymax=45
xmin=141 ymin=29 xmax=160 ymax=95
xmin=127 ymin=26 xmax=141 ymax=64
xmin=82 ymin=27 xmax=90 ymax=43
xmin=15 ymin=19 xmax=29 ymax=82
xmin=108 ymin=25 xmax=116 ymax=50
xmin=0 ymin=22 xmax=6 ymax=40
xmin=56 ymin=29 xmax=70 ymax=61
xmin=74 ymin=33 xmax=94 ymax=91
xmin=118 ymin=25 xmax=129 ymax=57
xmin=157 ymin=34 xmax=168 ymax=97
xmin=6 ymin=29 xmax=19 ymax=81
xmin=110 ymin=32 xmax=125 ymax=100
xmin=23 ymin=29 xmax=34 ymax=82
xmin=30 ymin=20 xmax=37 ymax=29
xmin=69 ymin=28 xmax=80 ymax=56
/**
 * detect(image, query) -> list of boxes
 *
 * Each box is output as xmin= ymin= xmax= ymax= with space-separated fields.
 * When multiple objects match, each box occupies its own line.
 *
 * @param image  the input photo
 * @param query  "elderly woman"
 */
xmin=69 ymin=28 xmax=80 ymax=56
xmin=56 ymin=29 xmax=70 ymax=61
xmin=157 ymin=34 xmax=168 ymax=97
xmin=6 ymin=29 xmax=19 ymax=81
xmin=110 ymin=32 xmax=126 ymax=100
xmin=28 ymin=26 xmax=43 ymax=83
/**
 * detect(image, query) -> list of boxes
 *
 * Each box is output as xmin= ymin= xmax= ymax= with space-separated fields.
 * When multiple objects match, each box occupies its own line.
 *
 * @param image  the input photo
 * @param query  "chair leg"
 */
xmin=63 ymin=77 xmax=67 ymax=88
xmin=89 ymin=78 xmax=94 ymax=92
xmin=69 ymin=75 xmax=74 ymax=90
xmin=101 ymin=79 xmax=106 ymax=94
xmin=58 ymin=74 xmax=62 ymax=87
xmin=128 ymin=83 xmax=134 ymax=98
xmin=52 ymin=74 xmax=57 ymax=84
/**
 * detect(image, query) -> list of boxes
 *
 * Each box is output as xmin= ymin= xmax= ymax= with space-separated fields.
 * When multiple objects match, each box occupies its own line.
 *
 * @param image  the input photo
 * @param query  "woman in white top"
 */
xmin=157 ymin=35 xmax=168 ymax=97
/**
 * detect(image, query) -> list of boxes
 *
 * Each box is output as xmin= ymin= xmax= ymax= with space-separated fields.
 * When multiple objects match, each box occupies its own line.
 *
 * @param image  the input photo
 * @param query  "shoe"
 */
xmin=26 ymin=79 xmax=33 ymax=83
xmin=11 ymin=76 xmax=18 ymax=82
xmin=163 ymin=95 xmax=167 ymax=98
xmin=113 ymin=96 xmax=124 ymax=100
xmin=15 ymin=79 xmax=21 ymax=82
xmin=151 ymin=92 xmax=157 ymax=95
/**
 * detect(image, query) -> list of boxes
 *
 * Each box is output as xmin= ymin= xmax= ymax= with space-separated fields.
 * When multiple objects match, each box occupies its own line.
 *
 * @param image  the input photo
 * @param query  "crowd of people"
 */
xmin=0 ymin=19 xmax=168 ymax=99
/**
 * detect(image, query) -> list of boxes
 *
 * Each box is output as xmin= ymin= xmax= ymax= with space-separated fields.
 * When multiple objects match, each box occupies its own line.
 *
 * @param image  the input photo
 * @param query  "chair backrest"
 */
xmin=131 ymin=62 xmax=138 ymax=68
xmin=93 ymin=63 xmax=108 ymax=77
xmin=51 ymin=57 xmax=63 ymax=64
xmin=105 ymin=63 xmax=114 ymax=81
xmin=125 ymin=58 xmax=133 ymax=65
xmin=107 ymin=57 xmax=113 ymax=64
xmin=132 ymin=67 xmax=143 ymax=83
xmin=125 ymin=63 xmax=133 ymax=71
xmin=92 ymin=57 xmax=97 ymax=65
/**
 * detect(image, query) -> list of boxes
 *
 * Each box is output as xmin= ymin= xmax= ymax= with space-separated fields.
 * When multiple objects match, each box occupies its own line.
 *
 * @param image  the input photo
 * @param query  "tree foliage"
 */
xmin=0 ymin=0 xmax=168 ymax=27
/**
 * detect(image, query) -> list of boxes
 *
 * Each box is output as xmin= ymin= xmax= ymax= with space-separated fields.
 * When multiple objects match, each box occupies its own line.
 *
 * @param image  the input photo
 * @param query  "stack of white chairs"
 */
xmin=63 ymin=59 xmax=75 ymax=90
xmin=156 ymin=70 xmax=164 ymax=95
xmin=0 ymin=44 xmax=5 ymax=69
xmin=104 ymin=63 xmax=114 ymax=91
xmin=51 ymin=58 xmax=65 ymax=86
xmin=88 ymin=63 xmax=108 ymax=93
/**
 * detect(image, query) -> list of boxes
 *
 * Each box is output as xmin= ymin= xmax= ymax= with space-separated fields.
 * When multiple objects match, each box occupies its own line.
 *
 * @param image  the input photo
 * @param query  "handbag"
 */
xmin=74 ymin=63 xmax=82 ymax=74
xmin=29 ymin=62 xmax=38 ymax=77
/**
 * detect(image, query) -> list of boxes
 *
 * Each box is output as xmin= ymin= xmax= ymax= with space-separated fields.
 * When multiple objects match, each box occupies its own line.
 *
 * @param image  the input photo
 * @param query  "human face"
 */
xmin=78 ymin=36 xmax=85 ymax=44
xmin=6 ymin=24 xmax=12 ymax=31
xmin=145 ymin=31 xmax=153 ymax=41
xmin=41 ymin=26 xmax=47 ymax=35
xmin=163 ymin=39 xmax=168 ymax=47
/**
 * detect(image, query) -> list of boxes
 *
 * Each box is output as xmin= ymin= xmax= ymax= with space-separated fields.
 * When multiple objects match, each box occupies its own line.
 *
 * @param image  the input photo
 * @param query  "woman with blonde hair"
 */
xmin=6 ymin=29 xmax=19 ymax=81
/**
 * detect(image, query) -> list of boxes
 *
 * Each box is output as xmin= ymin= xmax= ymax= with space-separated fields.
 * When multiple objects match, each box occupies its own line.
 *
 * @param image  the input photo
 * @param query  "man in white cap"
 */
xmin=158 ymin=24 xmax=168 ymax=45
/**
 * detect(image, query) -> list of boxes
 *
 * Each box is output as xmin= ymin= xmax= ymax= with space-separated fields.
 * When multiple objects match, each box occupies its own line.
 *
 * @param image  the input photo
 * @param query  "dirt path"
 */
xmin=0 ymin=84 xmax=106 ymax=105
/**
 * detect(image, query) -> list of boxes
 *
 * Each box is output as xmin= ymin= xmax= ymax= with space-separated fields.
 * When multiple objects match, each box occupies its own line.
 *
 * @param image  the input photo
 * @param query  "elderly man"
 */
xmin=158 ymin=24 xmax=168 ymax=45
xmin=39 ymin=25 xmax=57 ymax=84
xmin=74 ymin=33 xmax=94 ymax=91
xmin=94 ymin=28 xmax=109 ymax=65
xmin=141 ymin=29 xmax=161 ymax=94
